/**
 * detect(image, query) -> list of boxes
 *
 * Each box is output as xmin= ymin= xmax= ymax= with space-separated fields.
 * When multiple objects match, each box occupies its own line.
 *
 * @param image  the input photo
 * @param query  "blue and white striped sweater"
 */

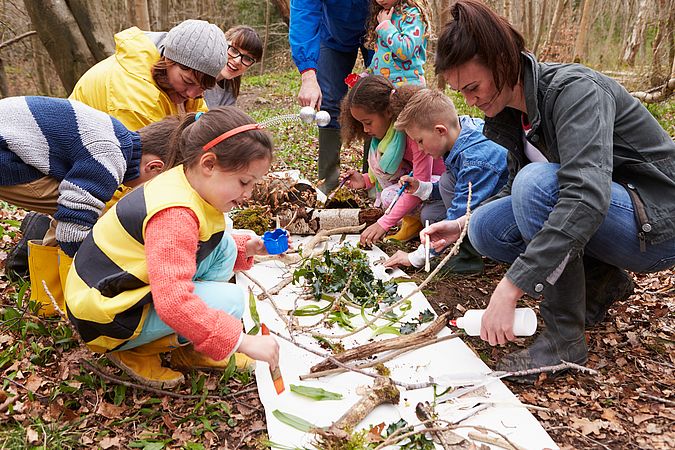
xmin=0 ymin=96 xmax=142 ymax=256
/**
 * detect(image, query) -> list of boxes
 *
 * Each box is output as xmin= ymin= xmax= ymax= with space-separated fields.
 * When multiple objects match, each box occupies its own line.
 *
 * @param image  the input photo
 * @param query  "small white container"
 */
xmin=455 ymin=307 xmax=537 ymax=336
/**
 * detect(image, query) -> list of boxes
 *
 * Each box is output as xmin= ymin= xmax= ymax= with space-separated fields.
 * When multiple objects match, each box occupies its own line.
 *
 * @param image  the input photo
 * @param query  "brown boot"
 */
xmin=107 ymin=335 xmax=184 ymax=389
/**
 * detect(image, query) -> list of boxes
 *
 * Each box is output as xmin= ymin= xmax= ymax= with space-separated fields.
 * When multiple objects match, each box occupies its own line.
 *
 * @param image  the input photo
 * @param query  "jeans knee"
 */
xmin=468 ymin=206 xmax=494 ymax=257
xmin=512 ymin=163 xmax=558 ymax=200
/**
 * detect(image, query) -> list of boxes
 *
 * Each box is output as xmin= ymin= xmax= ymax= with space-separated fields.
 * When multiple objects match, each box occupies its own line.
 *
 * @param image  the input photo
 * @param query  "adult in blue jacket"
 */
xmin=289 ymin=0 xmax=371 ymax=192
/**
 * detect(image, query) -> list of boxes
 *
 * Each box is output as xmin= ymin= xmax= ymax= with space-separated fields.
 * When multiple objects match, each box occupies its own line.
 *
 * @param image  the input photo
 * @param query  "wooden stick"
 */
xmin=310 ymin=311 xmax=452 ymax=373
xmin=424 ymin=219 xmax=431 ymax=272
xmin=467 ymin=431 xmax=526 ymax=450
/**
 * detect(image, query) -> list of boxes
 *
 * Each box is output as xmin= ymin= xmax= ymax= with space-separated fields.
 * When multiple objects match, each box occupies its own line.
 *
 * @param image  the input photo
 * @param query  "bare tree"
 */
xmin=134 ymin=0 xmax=151 ymax=29
xmin=574 ymin=0 xmax=595 ymax=62
xmin=532 ymin=0 xmax=548 ymax=55
xmin=23 ymin=0 xmax=114 ymax=93
xmin=543 ymin=0 xmax=566 ymax=55
xmin=622 ymin=0 xmax=650 ymax=66
xmin=270 ymin=0 xmax=290 ymax=24
xmin=157 ymin=0 xmax=170 ymax=30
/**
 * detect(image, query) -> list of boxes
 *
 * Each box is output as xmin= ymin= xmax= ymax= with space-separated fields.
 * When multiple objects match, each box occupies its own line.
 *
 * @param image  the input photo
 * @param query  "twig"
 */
xmin=234 ymin=425 xmax=267 ymax=450
xmin=267 ymin=275 xmax=294 ymax=296
xmin=492 ymin=360 xmax=599 ymax=379
xmin=300 ymin=334 xmax=458 ymax=380
xmin=0 ymin=376 xmax=48 ymax=400
xmin=241 ymin=272 xmax=287 ymax=320
xmin=80 ymin=359 xmax=257 ymax=400
xmin=0 ymin=30 xmax=37 ymax=50
xmin=467 ymin=431 xmax=524 ymax=450
xmin=638 ymin=392 xmax=675 ymax=406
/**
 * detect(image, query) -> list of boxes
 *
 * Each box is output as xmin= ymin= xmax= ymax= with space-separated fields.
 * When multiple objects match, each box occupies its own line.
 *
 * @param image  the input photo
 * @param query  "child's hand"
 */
xmin=399 ymin=175 xmax=419 ymax=194
xmin=246 ymin=236 xmax=267 ymax=257
xmin=344 ymin=169 xmax=365 ymax=189
xmin=238 ymin=334 xmax=280 ymax=371
xmin=421 ymin=219 xmax=462 ymax=252
xmin=360 ymin=222 xmax=387 ymax=245
xmin=384 ymin=250 xmax=412 ymax=268
xmin=377 ymin=8 xmax=394 ymax=24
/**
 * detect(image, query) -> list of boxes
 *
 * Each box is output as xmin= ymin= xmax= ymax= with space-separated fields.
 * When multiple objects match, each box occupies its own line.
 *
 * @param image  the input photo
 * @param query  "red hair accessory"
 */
xmin=203 ymin=123 xmax=261 ymax=152
xmin=345 ymin=73 xmax=360 ymax=88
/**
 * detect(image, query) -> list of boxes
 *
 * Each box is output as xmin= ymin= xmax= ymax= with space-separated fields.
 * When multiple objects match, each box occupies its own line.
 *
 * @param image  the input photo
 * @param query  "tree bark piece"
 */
xmin=310 ymin=311 xmax=452 ymax=373
xmin=281 ymin=208 xmax=382 ymax=235
xmin=316 ymin=376 xmax=400 ymax=442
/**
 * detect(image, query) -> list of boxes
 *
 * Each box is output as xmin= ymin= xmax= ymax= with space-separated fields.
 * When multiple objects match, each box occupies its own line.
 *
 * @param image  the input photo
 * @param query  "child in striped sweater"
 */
xmin=65 ymin=106 xmax=279 ymax=389
xmin=0 ymin=96 xmax=181 ymax=315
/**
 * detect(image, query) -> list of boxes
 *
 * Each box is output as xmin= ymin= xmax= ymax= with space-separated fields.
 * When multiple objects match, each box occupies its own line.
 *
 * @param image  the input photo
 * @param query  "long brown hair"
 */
xmin=365 ymin=0 xmax=433 ymax=48
xmin=222 ymin=26 xmax=263 ymax=99
xmin=435 ymin=0 xmax=525 ymax=92
xmin=338 ymin=75 xmax=422 ymax=146
xmin=177 ymin=106 xmax=273 ymax=172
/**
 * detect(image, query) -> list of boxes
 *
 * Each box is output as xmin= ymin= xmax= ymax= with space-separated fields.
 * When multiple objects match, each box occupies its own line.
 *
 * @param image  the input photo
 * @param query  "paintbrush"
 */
xmin=326 ymin=175 xmax=350 ymax=202
xmin=261 ymin=323 xmax=285 ymax=394
xmin=384 ymin=171 xmax=414 ymax=215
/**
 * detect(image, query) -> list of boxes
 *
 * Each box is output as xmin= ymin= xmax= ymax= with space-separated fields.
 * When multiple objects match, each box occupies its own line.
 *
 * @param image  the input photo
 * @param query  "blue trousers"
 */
xmin=468 ymin=163 xmax=675 ymax=273
xmin=119 ymin=233 xmax=246 ymax=350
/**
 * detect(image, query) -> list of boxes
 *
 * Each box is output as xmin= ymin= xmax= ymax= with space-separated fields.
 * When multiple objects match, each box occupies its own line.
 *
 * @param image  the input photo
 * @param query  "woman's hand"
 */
xmin=344 ymin=169 xmax=365 ymax=189
xmin=360 ymin=222 xmax=387 ymax=245
xmin=377 ymin=8 xmax=394 ymax=24
xmin=480 ymin=277 xmax=524 ymax=346
xmin=420 ymin=219 xmax=462 ymax=252
xmin=298 ymin=70 xmax=322 ymax=110
xmin=245 ymin=236 xmax=267 ymax=257
xmin=238 ymin=334 xmax=280 ymax=371
xmin=399 ymin=175 xmax=419 ymax=194
xmin=384 ymin=250 xmax=412 ymax=268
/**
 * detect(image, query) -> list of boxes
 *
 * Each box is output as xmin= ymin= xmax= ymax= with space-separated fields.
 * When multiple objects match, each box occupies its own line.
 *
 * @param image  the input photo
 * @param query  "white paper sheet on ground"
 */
xmin=237 ymin=235 xmax=558 ymax=450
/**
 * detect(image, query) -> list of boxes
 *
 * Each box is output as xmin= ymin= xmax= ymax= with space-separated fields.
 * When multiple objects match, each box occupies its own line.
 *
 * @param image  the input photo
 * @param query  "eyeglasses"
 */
xmin=227 ymin=46 xmax=256 ymax=67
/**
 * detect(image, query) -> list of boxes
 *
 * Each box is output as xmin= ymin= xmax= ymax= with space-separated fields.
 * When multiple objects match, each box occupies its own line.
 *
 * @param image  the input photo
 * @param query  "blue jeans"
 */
xmin=118 ymin=233 xmax=246 ymax=350
xmin=469 ymin=163 xmax=675 ymax=273
xmin=318 ymin=44 xmax=372 ymax=128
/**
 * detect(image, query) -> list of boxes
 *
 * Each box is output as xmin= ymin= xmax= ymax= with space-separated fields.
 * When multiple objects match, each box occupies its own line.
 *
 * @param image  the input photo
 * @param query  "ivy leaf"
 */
xmin=417 ymin=309 xmax=435 ymax=324
xmin=290 ymin=384 xmax=343 ymax=401
xmin=399 ymin=322 xmax=418 ymax=335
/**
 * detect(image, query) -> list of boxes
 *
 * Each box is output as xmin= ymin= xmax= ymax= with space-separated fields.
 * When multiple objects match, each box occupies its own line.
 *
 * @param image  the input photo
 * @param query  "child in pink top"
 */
xmin=339 ymin=75 xmax=444 ymax=244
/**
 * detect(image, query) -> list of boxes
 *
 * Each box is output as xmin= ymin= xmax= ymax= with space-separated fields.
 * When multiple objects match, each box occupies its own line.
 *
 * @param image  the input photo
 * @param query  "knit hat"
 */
xmin=164 ymin=20 xmax=228 ymax=78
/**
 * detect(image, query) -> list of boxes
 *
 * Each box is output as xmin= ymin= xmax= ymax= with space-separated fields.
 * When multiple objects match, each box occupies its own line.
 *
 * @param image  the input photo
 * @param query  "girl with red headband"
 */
xmin=64 ymin=106 xmax=279 ymax=389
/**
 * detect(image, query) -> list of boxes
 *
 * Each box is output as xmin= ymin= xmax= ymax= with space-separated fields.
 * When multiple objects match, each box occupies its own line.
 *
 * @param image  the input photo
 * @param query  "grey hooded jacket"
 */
xmin=483 ymin=52 xmax=675 ymax=297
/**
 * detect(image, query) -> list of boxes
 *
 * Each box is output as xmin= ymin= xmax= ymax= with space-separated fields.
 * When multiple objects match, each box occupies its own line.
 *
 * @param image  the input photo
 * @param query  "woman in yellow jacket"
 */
xmin=70 ymin=19 xmax=227 ymax=131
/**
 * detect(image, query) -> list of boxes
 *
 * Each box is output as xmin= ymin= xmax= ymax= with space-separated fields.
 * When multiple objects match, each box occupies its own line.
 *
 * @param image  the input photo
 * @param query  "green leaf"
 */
xmin=292 ymin=300 xmax=334 ymax=316
xmin=371 ymin=325 xmax=401 ymax=337
xmin=247 ymin=288 xmax=260 ymax=335
xmin=113 ymin=384 xmax=127 ymax=406
xmin=290 ymin=384 xmax=343 ymax=401
xmin=272 ymin=409 xmax=318 ymax=432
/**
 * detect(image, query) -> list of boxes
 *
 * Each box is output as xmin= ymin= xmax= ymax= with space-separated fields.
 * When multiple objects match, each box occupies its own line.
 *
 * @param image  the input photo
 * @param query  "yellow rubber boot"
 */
xmin=171 ymin=345 xmax=256 ymax=371
xmin=27 ymin=240 xmax=63 ymax=317
xmin=57 ymin=249 xmax=72 ymax=306
xmin=385 ymin=216 xmax=423 ymax=242
xmin=107 ymin=335 xmax=185 ymax=389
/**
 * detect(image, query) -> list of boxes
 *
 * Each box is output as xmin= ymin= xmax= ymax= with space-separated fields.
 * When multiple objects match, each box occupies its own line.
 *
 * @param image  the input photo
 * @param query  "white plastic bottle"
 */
xmin=454 ymin=308 xmax=537 ymax=336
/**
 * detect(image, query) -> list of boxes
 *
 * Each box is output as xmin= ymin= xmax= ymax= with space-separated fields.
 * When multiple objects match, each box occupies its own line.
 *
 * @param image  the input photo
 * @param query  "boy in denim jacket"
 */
xmin=384 ymin=89 xmax=508 ymax=273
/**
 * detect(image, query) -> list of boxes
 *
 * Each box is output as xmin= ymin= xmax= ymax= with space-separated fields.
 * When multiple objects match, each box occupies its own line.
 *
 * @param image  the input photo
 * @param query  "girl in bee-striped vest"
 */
xmin=65 ymin=107 xmax=280 ymax=389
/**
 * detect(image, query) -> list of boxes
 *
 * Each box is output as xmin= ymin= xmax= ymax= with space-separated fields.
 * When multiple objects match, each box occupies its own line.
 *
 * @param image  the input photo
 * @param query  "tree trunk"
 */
xmin=68 ymin=0 xmax=115 ymax=60
xmin=23 ymin=0 xmax=99 ymax=94
xmin=32 ymin=34 xmax=50 ymax=96
xmin=270 ymin=0 xmax=289 ymax=25
xmin=157 ymin=0 xmax=170 ymax=30
xmin=532 ymin=0 xmax=548 ymax=55
xmin=543 ymin=0 xmax=566 ymax=55
xmin=0 ymin=58 xmax=9 ymax=98
xmin=502 ymin=0 xmax=511 ymax=21
xmin=604 ymin=1 xmax=621 ymax=50
xmin=573 ymin=0 xmax=595 ymax=62
xmin=650 ymin=0 xmax=670 ymax=83
xmin=134 ymin=0 xmax=151 ymax=29
xmin=622 ymin=0 xmax=649 ymax=66
xmin=260 ymin=0 xmax=270 ymax=75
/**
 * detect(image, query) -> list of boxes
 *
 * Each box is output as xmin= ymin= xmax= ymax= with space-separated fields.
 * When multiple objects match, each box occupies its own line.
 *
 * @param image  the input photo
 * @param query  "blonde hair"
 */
xmin=366 ymin=0 xmax=433 ymax=48
xmin=394 ymin=89 xmax=458 ymax=131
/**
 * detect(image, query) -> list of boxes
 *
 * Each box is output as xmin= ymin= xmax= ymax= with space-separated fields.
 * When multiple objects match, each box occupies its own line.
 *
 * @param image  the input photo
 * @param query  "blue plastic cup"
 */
xmin=262 ymin=228 xmax=289 ymax=255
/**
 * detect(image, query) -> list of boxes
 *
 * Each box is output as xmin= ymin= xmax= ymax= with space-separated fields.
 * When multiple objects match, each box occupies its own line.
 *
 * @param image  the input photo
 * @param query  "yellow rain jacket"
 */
xmin=65 ymin=166 xmax=226 ymax=352
xmin=69 ymin=27 xmax=207 ymax=131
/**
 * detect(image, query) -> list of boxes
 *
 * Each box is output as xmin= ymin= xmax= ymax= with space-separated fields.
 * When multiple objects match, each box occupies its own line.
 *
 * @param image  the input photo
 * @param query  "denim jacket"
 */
xmin=484 ymin=53 xmax=675 ymax=296
xmin=432 ymin=116 xmax=508 ymax=220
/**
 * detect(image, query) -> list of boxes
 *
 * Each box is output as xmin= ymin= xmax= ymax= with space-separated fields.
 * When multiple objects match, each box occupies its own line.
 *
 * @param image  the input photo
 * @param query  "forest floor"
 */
xmin=0 ymin=70 xmax=673 ymax=449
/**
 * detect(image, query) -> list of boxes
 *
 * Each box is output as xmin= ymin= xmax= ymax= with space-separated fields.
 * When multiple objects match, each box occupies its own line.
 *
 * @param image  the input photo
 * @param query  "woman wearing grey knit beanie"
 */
xmin=70 ymin=19 xmax=228 ymax=132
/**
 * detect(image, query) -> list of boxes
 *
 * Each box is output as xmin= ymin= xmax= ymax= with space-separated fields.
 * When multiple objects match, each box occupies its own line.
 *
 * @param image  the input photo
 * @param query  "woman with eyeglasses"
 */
xmin=70 ymin=20 xmax=227 ymax=132
xmin=204 ymin=26 xmax=263 ymax=109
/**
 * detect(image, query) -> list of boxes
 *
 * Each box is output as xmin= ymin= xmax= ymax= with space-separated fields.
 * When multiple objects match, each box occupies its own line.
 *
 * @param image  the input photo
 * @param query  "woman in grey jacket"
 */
xmin=423 ymin=0 xmax=675 ymax=382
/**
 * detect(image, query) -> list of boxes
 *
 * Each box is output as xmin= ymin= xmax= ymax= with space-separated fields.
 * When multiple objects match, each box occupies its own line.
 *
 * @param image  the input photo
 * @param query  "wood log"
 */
xmin=280 ymin=208 xmax=382 ymax=235
xmin=310 ymin=311 xmax=453 ymax=373
xmin=316 ymin=376 xmax=400 ymax=442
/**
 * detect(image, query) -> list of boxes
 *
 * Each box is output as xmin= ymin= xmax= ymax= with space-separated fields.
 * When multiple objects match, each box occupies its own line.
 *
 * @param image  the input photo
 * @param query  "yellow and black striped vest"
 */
xmin=65 ymin=165 xmax=226 ymax=352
